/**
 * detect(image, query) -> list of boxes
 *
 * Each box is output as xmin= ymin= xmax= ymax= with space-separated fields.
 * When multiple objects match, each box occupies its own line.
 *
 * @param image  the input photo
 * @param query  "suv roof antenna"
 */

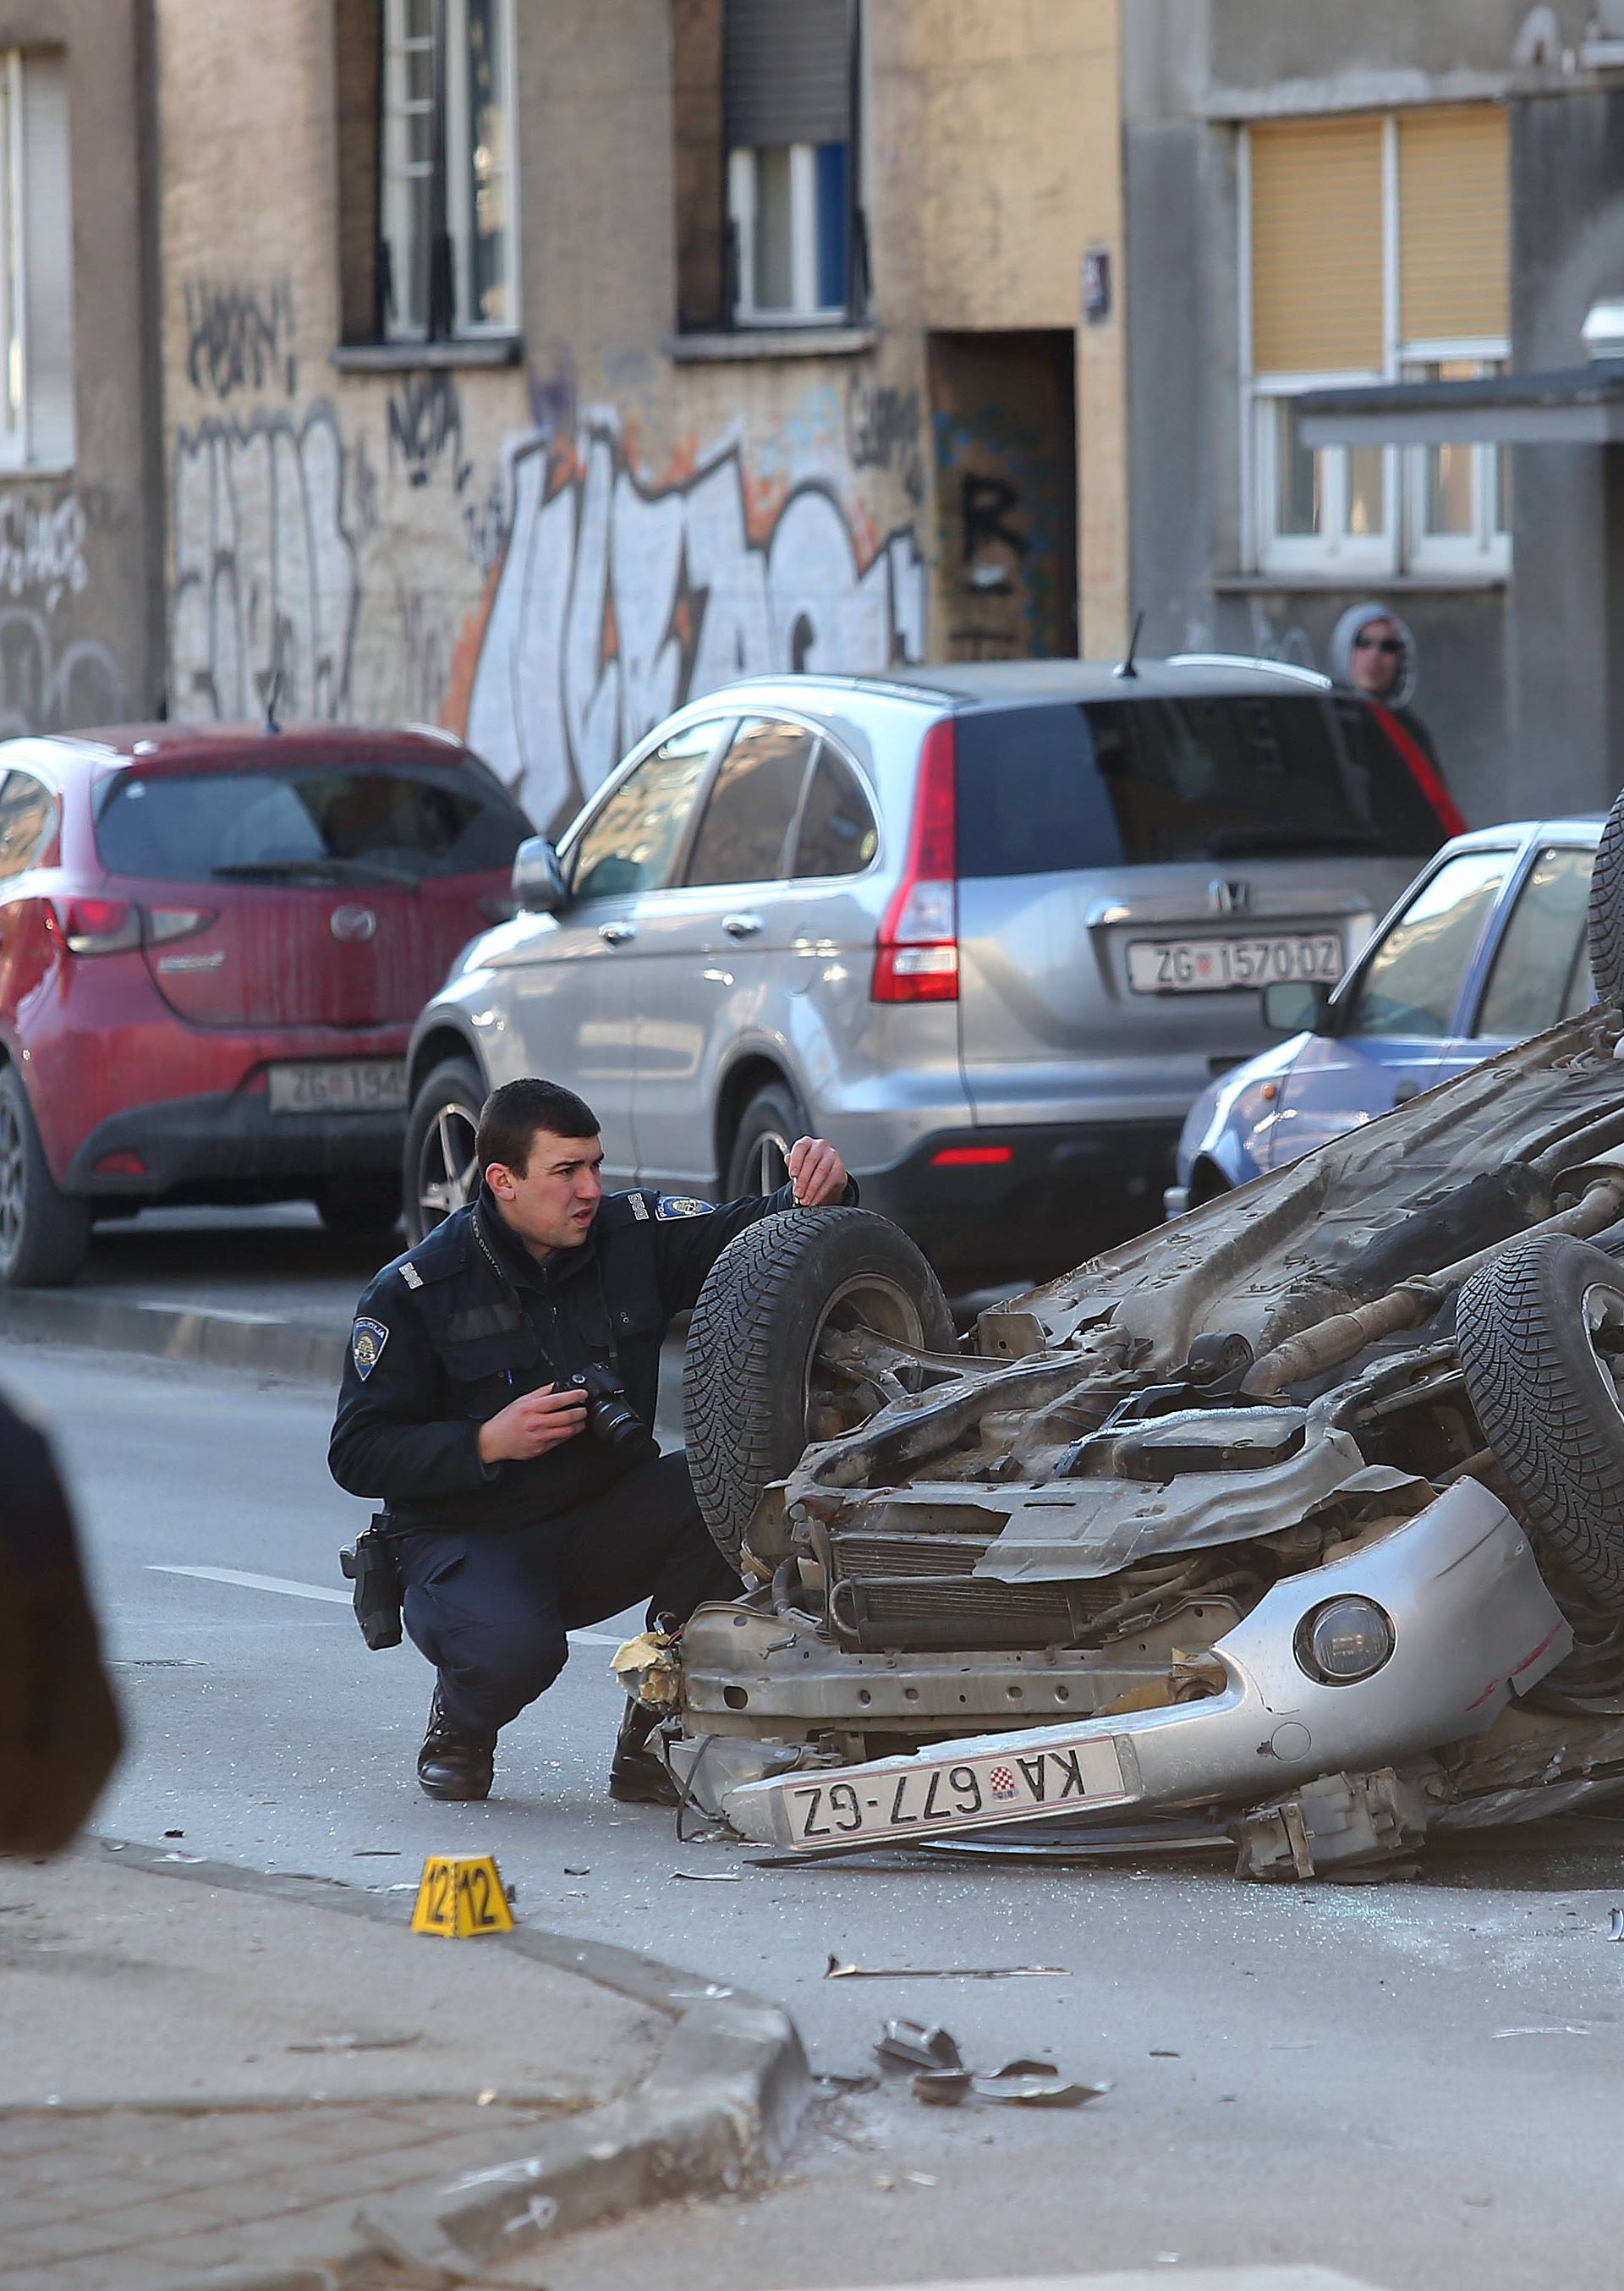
xmin=1113 ymin=611 xmax=1145 ymax=682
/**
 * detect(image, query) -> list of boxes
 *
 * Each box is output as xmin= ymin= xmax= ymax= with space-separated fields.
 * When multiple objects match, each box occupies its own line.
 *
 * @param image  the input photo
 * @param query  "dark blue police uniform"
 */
xmin=328 ymin=1178 xmax=814 ymax=1748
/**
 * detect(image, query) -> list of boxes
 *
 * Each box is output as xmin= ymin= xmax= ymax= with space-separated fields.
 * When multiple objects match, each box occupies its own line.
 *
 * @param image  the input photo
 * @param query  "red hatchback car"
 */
xmin=0 ymin=722 xmax=531 ymax=1286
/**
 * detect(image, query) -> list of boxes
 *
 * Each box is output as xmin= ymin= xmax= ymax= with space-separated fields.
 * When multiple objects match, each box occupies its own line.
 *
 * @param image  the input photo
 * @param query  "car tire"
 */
xmin=1588 ymin=784 xmax=1624 ymax=1014
xmin=1457 ymin=1233 xmax=1624 ymax=1611
xmin=683 ymin=1206 xmax=957 ymax=1569
xmin=403 ymin=1058 xmax=485 ymax=1244
xmin=0 ymin=1066 xmax=91 ymax=1289
xmin=724 ymin=1081 xmax=805 ymax=1201
xmin=315 ymin=1178 xmax=403 ymax=1239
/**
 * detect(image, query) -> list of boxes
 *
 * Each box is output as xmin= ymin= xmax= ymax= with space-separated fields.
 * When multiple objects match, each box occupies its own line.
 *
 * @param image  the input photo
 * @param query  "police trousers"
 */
xmin=394 ymin=1449 xmax=741 ymax=1736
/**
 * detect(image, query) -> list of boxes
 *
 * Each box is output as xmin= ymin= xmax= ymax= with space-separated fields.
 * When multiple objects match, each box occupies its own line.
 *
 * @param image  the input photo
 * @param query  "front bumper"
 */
xmin=707 ymin=1480 xmax=1570 ymax=1851
xmin=854 ymin=1120 xmax=1182 ymax=1270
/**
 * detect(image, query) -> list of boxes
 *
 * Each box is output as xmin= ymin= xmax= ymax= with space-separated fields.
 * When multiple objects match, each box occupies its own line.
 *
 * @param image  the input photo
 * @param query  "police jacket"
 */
xmin=327 ymin=1179 xmax=843 ymax=1534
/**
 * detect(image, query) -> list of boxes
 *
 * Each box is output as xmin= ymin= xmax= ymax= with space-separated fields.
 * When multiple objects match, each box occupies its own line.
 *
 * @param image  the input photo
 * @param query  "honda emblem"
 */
xmin=1209 ymin=879 xmax=1251 ymax=916
xmin=330 ymin=904 xmax=378 ymax=943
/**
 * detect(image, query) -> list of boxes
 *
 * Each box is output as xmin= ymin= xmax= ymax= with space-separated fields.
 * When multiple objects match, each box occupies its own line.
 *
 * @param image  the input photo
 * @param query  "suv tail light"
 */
xmin=47 ymin=900 xmax=215 ymax=956
xmin=872 ymin=717 xmax=958 ymax=1003
xmin=1370 ymin=703 xmax=1465 ymax=838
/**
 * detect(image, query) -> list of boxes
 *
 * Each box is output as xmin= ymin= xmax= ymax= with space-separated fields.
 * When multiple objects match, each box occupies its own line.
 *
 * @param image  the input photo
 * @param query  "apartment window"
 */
xmin=1245 ymin=106 xmax=1509 ymax=580
xmin=0 ymin=52 xmax=74 ymax=470
xmin=381 ymin=0 xmax=515 ymax=343
xmin=725 ymin=0 xmax=859 ymax=325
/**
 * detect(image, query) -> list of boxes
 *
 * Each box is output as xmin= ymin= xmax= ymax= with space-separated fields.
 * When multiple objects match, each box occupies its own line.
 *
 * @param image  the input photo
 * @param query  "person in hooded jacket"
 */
xmin=1327 ymin=601 xmax=1446 ymax=788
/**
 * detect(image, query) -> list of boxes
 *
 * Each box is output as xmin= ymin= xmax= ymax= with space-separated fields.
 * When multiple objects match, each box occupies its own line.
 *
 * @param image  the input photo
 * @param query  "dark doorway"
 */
xmin=927 ymin=330 xmax=1078 ymax=661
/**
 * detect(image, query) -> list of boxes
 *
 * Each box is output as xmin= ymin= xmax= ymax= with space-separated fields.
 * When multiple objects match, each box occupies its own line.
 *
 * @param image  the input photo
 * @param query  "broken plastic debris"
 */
xmin=911 ymin=2062 xmax=1109 ymax=2110
xmin=352 ymin=1849 xmax=402 ymax=1859
xmin=875 ymin=2020 xmax=964 ymax=2074
xmin=828 ymin=1952 xmax=1068 ymax=1980
xmin=476 ymin=2089 xmax=498 ymax=2107
xmin=162 ymin=1828 xmax=184 ymax=1838
xmin=563 ymin=1866 xmax=590 ymax=1876
xmin=1609 ymin=1906 xmax=1624 ymax=1942
xmin=286 ymin=2031 xmax=421 ymax=2054
xmin=672 ymin=1870 xmax=743 ymax=1882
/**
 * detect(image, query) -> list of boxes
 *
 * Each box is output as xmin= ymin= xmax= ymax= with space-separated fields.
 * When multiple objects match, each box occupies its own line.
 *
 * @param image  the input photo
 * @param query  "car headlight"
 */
xmin=1295 ymin=1596 xmax=1395 ymax=1685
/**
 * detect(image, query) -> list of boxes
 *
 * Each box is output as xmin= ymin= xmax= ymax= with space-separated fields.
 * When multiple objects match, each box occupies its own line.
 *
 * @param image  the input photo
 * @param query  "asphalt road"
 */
xmin=13 ymin=1328 xmax=1624 ymax=2291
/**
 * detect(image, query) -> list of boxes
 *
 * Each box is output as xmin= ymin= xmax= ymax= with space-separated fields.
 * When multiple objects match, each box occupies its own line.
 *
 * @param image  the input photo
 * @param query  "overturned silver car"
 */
xmin=644 ymin=804 xmax=1624 ymax=1879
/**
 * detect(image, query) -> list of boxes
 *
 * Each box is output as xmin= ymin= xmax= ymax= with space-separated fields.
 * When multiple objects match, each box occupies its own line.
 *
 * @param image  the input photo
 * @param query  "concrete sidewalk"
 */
xmin=0 ymin=1839 xmax=809 ymax=2290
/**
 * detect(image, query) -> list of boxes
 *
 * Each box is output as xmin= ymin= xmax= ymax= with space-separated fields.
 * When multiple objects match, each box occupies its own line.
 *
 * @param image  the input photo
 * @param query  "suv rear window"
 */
xmin=96 ymin=761 xmax=529 ymax=885
xmin=954 ymin=694 xmax=1444 ymax=878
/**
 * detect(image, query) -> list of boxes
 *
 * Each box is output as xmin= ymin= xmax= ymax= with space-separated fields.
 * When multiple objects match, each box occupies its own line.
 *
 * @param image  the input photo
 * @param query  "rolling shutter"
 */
xmin=1399 ymin=106 xmax=1509 ymax=342
xmin=19 ymin=53 xmax=76 ymax=467
xmin=724 ymin=0 xmax=851 ymax=148
xmin=1250 ymin=116 xmax=1384 ymax=375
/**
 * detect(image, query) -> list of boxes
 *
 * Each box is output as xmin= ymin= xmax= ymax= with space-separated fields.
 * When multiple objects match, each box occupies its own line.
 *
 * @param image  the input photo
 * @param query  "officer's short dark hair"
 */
xmin=476 ymin=1079 xmax=600 ymax=1178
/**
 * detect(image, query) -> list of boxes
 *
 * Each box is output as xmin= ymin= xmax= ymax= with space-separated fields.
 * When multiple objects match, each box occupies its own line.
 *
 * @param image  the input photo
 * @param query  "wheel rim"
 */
xmin=1582 ymin=1280 xmax=1624 ymax=1427
xmin=0 ymin=1093 xmax=23 ymax=1271
xmin=416 ymin=1100 xmax=478 ymax=1231
xmin=752 ymin=1124 xmax=793 ymax=1195
xmin=804 ymin=1272 xmax=930 ymax=1441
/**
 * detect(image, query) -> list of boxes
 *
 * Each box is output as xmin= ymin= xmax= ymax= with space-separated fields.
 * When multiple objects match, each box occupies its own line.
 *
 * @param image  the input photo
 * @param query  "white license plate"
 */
xmin=773 ymin=1737 xmax=1130 ymax=1849
xmin=1127 ymin=933 xmax=1344 ymax=994
xmin=266 ymin=1059 xmax=407 ymax=1115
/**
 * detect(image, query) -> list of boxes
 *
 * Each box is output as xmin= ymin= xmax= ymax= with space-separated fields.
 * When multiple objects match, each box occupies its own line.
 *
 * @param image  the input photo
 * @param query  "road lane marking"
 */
xmin=146 ymin=1564 xmax=626 ymax=1643
xmin=151 ymin=1564 xmax=348 ymax=1604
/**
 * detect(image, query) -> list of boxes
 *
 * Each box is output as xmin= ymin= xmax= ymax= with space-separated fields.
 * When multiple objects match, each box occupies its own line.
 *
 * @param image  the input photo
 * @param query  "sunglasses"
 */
xmin=1353 ymin=635 xmax=1402 ymax=656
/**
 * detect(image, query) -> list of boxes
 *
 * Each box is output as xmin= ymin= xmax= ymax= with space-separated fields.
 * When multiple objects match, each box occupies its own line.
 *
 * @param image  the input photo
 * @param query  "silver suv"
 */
xmin=404 ymin=659 xmax=1457 ymax=1283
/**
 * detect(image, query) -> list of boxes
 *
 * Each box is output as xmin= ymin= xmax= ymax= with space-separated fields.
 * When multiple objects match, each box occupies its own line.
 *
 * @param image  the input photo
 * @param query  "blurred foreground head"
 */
xmin=0 ymin=1391 xmax=122 ymax=1854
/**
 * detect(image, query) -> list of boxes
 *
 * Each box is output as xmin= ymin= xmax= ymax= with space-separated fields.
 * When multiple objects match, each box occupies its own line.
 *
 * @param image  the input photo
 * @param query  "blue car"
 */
xmin=1169 ymin=817 xmax=1601 ymax=1214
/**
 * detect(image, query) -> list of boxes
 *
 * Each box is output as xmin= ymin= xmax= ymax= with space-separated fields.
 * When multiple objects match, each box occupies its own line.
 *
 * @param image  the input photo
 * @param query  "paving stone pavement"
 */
xmin=0 ymin=2094 xmax=572 ymax=2288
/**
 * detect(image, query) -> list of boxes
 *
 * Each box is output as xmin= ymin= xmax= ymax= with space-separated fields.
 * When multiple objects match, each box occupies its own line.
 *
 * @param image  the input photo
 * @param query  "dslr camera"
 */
xmin=568 ymin=1362 xmax=656 ymax=1462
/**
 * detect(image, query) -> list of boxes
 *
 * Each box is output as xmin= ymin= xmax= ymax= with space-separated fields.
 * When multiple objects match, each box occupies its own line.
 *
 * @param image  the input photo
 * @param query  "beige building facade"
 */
xmin=156 ymin=0 xmax=1127 ymax=832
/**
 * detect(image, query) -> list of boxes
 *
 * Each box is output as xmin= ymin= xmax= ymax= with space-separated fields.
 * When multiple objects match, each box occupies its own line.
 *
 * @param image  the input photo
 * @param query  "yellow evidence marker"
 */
xmin=410 ymin=1852 xmax=513 ymax=1937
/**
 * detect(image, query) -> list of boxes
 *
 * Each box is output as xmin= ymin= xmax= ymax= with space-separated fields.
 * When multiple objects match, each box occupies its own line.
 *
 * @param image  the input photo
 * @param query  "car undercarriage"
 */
xmin=633 ymin=817 xmax=1624 ymax=1878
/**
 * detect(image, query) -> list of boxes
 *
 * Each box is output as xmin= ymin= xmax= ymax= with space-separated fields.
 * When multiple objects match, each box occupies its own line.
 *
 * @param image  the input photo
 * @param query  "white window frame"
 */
xmin=728 ymin=141 xmax=846 ymax=327
xmin=1401 ymin=338 xmax=1512 ymax=577
xmin=1243 ymin=113 xmax=1509 ymax=584
xmin=442 ymin=0 xmax=518 ymax=337
xmin=0 ymin=49 xmax=75 ymax=475
xmin=381 ymin=0 xmax=518 ymax=345
xmin=381 ymin=0 xmax=435 ymax=343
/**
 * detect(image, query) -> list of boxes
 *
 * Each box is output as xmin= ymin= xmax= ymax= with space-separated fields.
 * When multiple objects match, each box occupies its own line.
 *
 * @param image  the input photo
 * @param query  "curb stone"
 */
xmin=0 ymin=1288 xmax=347 ymax=1382
xmin=96 ymin=1839 xmax=813 ymax=2287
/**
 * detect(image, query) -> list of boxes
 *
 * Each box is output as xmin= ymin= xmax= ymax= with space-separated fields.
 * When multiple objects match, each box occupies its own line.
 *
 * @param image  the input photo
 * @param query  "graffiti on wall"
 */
xmin=0 ymin=612 xmax=123 ymax=735
xmin=170 ymin=400 xmax=360 ymax=721
xmin=465 ymin=420 xmax=926 ymax=825
xmin=387 ymin=371 xmax=473 ymax=494
xmin=184 ymin=279 xmax=299 ymax=401
xmin=0 ymin=497 xmax=90 ymax=616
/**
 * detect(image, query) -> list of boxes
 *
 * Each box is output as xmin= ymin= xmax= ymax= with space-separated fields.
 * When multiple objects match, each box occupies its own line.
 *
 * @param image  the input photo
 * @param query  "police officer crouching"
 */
xmin=328 ymin=1077 xmax=853 ymax=1805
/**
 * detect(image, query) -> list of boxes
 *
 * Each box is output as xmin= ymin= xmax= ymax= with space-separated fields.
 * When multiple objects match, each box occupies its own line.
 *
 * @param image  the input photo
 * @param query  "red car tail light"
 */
xmin=930 ymin=1145 xmax=1013 ymax=1167
xmin=46 ymin=900 xmax=215 ymax=956
xmin=48 ymin=898 xmax=142 ymax=956
xmin=872 ymin=718 xmax=959 ymax=1004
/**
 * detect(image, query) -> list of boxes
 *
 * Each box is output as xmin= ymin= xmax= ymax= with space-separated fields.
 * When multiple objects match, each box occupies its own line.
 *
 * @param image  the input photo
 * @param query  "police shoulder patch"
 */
xmin=351 ymin=1316 xmax=390 ymax=1380
xmin=656 ymin=1195 xmax=714 ymax=1220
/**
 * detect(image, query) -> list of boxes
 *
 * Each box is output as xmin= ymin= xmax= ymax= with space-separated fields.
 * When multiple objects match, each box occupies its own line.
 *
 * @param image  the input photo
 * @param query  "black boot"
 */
xmin=609 ymin=1700 xmax=679 ymax=1806
xmin=417 ymin=1689 xmax=496 ymax=1802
